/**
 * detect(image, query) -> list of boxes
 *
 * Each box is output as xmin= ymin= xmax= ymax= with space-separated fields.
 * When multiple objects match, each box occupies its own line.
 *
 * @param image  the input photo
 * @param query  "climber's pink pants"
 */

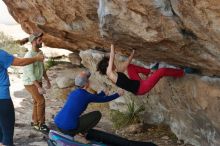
xmin=127 ymin=64 xmax=184 ymax=95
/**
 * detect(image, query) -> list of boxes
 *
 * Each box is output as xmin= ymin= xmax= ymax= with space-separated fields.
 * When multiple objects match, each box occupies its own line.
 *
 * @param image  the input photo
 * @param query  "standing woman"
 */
xmin=0 ymin=49 xmax=44 ymax=146
xmin=21 ymin=32 xmax=51 ymax=133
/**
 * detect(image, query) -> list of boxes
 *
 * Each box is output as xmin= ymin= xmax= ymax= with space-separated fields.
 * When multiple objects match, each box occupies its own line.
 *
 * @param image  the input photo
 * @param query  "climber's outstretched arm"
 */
xmin=118 ymin=50 xmax=135 ymax=73
xmin=107 ymin=44 xmax=115 ymax=75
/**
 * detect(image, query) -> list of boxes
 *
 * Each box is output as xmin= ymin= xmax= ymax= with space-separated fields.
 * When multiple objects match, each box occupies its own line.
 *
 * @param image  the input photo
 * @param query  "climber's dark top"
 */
xmin=116 ymin=72 xmax=140 ymax=94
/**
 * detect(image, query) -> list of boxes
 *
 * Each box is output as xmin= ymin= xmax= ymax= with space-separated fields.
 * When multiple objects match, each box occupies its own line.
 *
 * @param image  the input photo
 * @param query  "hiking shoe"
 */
xmin=39 ymin=123 xmax=50 ymax=134
xmin=31 ymin=122 xmax=40 ymax=131
xmin=31 ymin=122 xmax=50 ymax=134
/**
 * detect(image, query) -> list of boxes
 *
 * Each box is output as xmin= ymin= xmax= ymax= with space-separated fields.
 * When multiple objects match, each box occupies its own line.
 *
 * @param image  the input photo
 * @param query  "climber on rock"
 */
xmin=97 ymin=44 xmax=195 ymax=95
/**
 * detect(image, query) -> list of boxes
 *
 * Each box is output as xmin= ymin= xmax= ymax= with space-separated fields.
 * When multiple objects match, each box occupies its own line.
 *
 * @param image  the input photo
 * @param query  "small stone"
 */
xmin=161 ymin=136 xmax=169 ymax=140
xmin=122 ymin=124 xmax=144 ymax=134
xmin=177 ymin=140 xmax=184 ymax=144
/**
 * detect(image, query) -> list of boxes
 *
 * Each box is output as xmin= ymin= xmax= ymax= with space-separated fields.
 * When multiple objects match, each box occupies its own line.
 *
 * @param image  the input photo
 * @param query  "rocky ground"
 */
xmin=9 ymin=63 xmax=193 ymax=146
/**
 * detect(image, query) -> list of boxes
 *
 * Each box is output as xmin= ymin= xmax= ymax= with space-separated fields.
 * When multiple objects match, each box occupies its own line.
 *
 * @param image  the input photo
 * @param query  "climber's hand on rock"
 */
xmin=103 ymin=88 xmax=109 ymax=95
xmin=118 ymin=89 xmax=124 ymax=96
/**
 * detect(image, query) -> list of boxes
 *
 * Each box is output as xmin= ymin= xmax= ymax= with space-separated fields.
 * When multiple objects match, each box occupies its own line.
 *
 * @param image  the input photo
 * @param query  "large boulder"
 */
xmin=3 ymin=0 xmax=220 ymax=75
xmin=68 ymin=52 xmax=81 ymax=66
xmin=4 ymin=0 xmax=220 ymax=145
xmin=45 ymin=63 xmax=84 ymax=99
xmin=80 ymin=49 xmax=220 ymax=146
xmin=55 ymin=76 xmax=74 ymax=89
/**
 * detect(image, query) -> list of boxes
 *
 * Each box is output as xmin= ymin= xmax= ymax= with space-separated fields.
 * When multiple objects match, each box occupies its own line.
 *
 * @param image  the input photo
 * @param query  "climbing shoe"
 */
xmin=184 ymin=67 xmax=201 ymax=74
xmin=150 ymin=63 xmax=159 ymax=70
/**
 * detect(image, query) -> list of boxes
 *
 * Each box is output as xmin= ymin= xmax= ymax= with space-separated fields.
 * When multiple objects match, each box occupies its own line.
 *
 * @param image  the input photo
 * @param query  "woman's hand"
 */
xmin=131 ymin=50 xmax=135 ymax=57
xmin=111 ymin=44 xmax=114 ymax=50
xmin=110 ymin=44 xmax=115 ymax=58
xmin=107 ymin=44 xmax=116 ymax=75
xmin=103 ymin=88 xmax=110 ymax=95
xmin=118 ymin=89 xmax=124 ymax=96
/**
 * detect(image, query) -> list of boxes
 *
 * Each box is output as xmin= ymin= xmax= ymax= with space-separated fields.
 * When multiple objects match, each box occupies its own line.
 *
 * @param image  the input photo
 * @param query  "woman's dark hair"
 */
xmin=97 ymin=57 xmax=109 ymax=75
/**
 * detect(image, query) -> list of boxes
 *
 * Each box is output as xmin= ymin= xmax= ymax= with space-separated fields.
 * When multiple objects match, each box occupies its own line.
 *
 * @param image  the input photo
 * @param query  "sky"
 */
xmin=0 ymin=1 xmax=17 ymax=25
xmin=0 ymin=1 xmax=27 ymax=39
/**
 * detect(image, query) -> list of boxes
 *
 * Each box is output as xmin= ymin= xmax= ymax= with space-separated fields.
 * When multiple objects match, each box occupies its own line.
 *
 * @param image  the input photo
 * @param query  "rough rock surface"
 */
xmin=68 ymin=52 xmax=81 ymax=66
xmin=80 ymin=49 xmax=220 ymax=146
xmin=55 ymin=76 xmax=74 ymax=88
xmin=3 ymin=0 xmax=220 ymax=75
xmin=45 ymin=63 xmax=84 ymax=99
xmin=4 ymin=0 xmax=220 ymax=146
xmin=11 ymin=68 xmax=186 ymax=146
